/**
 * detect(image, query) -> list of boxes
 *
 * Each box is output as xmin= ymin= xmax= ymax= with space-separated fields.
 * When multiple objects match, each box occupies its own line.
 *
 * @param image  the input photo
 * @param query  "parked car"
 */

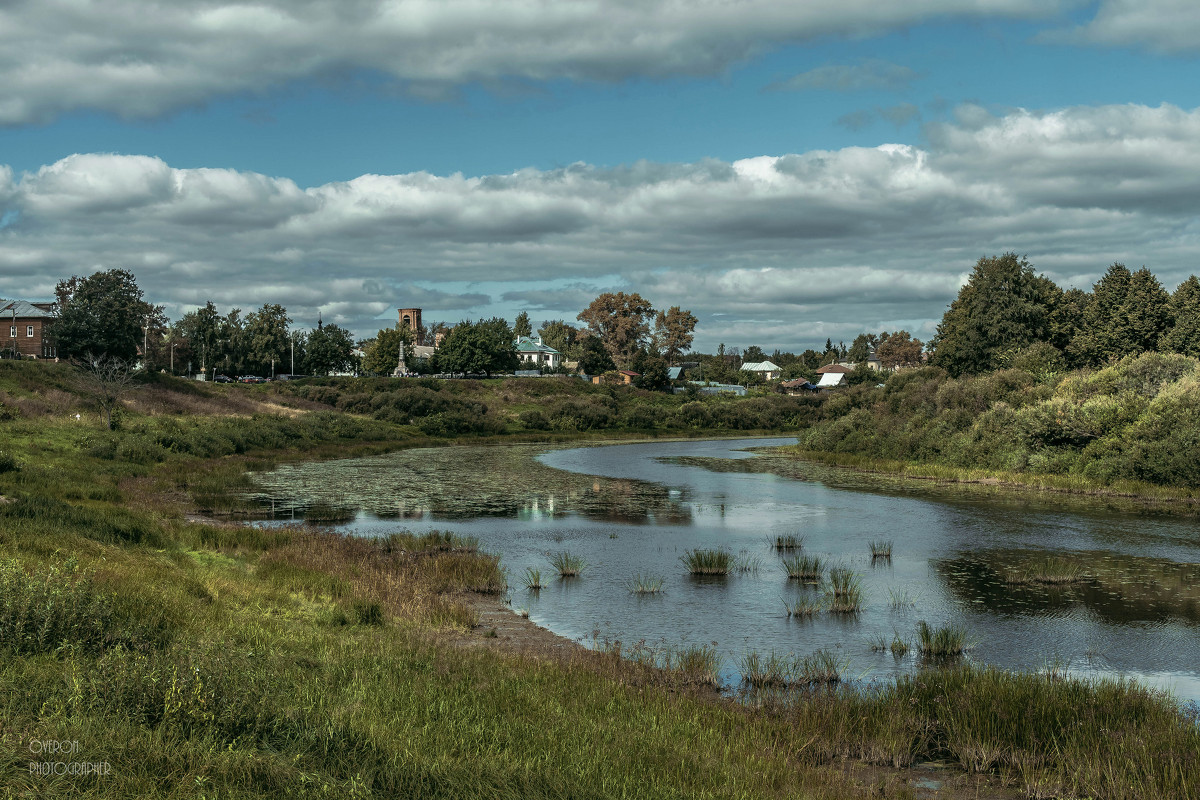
xmin=272 ymin=374 xmax=308 ymax=381
xmin=238 ymin=376 xmax=266 ymax=384
xmin=213 ymin=374 xmax=234 ymax=383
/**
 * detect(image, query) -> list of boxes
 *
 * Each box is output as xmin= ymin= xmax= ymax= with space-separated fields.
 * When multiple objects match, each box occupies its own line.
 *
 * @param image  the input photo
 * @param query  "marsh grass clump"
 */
xmin=522 ymin=567 xmax=545 ymax=591
xmin=783 ymin=595 xmax=823 ymax=618
xmin=824 ymin=567 xmax=863 ymax=613
xmin=890 ymin=633 xmax=910 ymax=657
xmin=628 ymin=572 xmax=665 ymax=594
xmin=782 ymin=554 xmax=823 ymax=581
xmin=771 ymin=534 xmax=804 ymax=551
xmin=916 ymin=620 xmax=968 ymax=657
xmin=549 ymin=551 xmax=585 ymax=578
xmin=682 ymin=549 xmax=733 ymax=576
xmin=1007 ymin=556 xmax=1086 ymax=585
xmin=797 ymin=649 xmax=843 ymax=685
xmin=663 ymin=644 xmax=720 ymax=686
xmin=869 ymin=539 xmax=893 ymax=559
xmin=739 ymin=650 xmax=792 ymax=688
xmin=888 ymin=587 xmax=916 ymax=609
xmin=732 ymin=550 xmax=762 ymax=575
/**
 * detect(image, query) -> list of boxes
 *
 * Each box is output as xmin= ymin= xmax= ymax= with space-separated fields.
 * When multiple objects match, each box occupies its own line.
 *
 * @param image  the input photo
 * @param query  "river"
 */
xmin=249 ymin=436 xmax=1200 ymax=704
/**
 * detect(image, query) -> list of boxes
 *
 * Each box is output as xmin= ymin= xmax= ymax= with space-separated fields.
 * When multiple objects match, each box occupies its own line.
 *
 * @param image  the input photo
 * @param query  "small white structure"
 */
xmin=740 ymin=360 xmax=782 ymax=381
xmin=515 ymin=336 xmax=562 ymax=370
xmin=817 ymin=372 xmax=846 ymax=389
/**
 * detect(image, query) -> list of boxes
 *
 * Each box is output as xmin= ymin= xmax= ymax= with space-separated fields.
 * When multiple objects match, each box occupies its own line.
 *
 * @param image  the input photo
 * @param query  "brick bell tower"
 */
xmin=394 ymin=308 xmax=423 ymax=376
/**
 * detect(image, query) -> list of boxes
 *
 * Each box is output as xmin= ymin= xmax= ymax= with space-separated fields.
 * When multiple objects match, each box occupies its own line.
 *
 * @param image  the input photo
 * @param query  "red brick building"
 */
xmin=0 ymin=300 xmax=57 ymax=358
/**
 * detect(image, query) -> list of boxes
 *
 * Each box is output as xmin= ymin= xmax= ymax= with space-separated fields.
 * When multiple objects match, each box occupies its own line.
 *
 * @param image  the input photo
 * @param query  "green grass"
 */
xmin=783 ymin=595 xmax=823 ymax=617
xmin=916 ymin=620 xmax=968 ymax=657
xmin=824 ymin=566 xmax=864 ymax=613
xmin=771 ymin=533 xmax=804 ymax=551
xmin=628 ymin=572 xmax=665 ymax=594
xmin=2 ymin=364 xmax=1197 ymax=799
xmin=782 ymin=554 xmax=824 ymax=581
xmin=681 ymin=548 xmax=733 ymax=576
xmin=548 ymin=550 xmax=585 ymax=578
xmin=522 ymin=566 xmax=545 ymax=591
xmin=1007 ymin=556 xmax=1087 ymax=585
xmin=869 ymin=539 xmax=893 ymax=559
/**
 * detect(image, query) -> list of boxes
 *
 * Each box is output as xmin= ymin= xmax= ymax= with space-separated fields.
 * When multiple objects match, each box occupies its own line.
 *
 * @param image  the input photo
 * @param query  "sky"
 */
xmin=2 ymin=1 xmax=1200 ymax=353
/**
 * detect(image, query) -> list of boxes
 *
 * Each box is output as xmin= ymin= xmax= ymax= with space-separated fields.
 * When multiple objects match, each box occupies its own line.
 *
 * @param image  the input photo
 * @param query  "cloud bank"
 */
xmin=0 ymin=0 xmax=1065 ymax=125
xmin=3 ymin=103 xmax=1200 ymax=350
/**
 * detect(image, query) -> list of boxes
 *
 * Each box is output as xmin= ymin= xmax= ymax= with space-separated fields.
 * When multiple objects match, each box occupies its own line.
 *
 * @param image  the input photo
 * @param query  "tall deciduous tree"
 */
xmin=243 ymin=304 xmax=291 ymax=377
xmin=54 ymin=269 xmax=155 ymax=362
xmin=652 ymin=306 xmax=697 ymax=363
xmin=929 ymin=253 xmax=1060 ymax=376
xmin=876 ymin=330 xmax=924 ymax=369
xmin=437 ymin=318 xmax=518 ymax=376
xmin=846 ymin=333 xmax=878 ymax=365
xmin=537 ymin=320 xmax=579 ymax=357
xmin=577 ymin=292 xmax=654 ymax=368
xmin=1163 ymin=275 xmax=1200 ymax=358
xmin=177 ymin=301 xmax=223 ymax=375
xmin=305 ymin=323 xmax=356 ymax=375
xmin=362 ymin=327 xmax=406 ymax=375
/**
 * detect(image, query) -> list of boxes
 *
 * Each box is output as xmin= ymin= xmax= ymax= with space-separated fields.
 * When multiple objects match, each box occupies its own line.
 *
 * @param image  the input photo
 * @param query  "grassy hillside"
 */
xmin=790 ymin=352 xmax=1200 ymax=500
xmin=0 ymin=360 xmax=1196 ymax=799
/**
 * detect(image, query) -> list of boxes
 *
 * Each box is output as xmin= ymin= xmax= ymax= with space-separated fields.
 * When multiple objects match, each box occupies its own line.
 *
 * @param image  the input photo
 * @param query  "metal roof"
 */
xmin=0 ymin=300 xmax=55 ymax=319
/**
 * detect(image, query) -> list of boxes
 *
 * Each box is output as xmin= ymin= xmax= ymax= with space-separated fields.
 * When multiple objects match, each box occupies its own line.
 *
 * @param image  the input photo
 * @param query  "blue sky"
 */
xmin=3 ymin=1 xmax=1200 ymax=352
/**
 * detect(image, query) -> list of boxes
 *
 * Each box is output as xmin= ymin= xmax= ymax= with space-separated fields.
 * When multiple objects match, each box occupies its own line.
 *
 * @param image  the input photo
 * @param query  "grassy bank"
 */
xmin=1 ymin=360 xmax=1198 ymax=798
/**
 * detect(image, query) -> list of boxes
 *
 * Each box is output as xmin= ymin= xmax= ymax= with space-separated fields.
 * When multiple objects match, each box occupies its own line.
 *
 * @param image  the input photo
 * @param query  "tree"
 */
xmin=742 ymin=345 xmax=767 ymax=363
xmin=177 ymin=302 xmax=223 ymax=375
xmin=928 ymin=253 xmax=1060 ymax=376
xmin=54 ymin=269 xmax=155 ymax=362
xmin=1072 ymin=264 xmax=1171 ymax=365
xmin=75 ymin=355 xmax=139 ymax=430
xmin=437 ymin=318 xmax=518 ymax=376
xmin=876 ymin=330 xmax=924 ymax=369
xmin=243 ymin=304 xmax=291 ymax=377
xmin=846 ymin=333 xmax=878 ymax=365
xmin=305 ymin=323 xmax=356 ymax=375
xmin=576 ymin=331 xmax=615 ymax=375
xmin=537 ymin=320 xmax=579 ymax=358
xmin=362 ymin=328 xmax=404 ymax=375
xmin=1163 ymin=275 xmax=1200 ymax=357
xmin=652 ymin=306 xmax=697 ymax=363
xmin=577 ymin=292 xmax=655 ymax=368
xmin=513 ymin=311 xmax=532 ymax=339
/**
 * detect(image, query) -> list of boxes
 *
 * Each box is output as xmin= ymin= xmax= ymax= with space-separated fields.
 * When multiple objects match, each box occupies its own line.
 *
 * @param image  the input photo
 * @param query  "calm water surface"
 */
xmin=251 ymin=437 xmax=1200 ymax=703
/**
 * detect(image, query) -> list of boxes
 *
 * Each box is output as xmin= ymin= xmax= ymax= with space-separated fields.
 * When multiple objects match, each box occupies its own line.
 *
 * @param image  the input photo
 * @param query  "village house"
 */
xmin=0 ymin=300 xmax=56 ymax=359
xmin=515 ymin=336 xmax=562 ymax=370
xmin=815 ymin=363 xmax=852 ymax=389
xmin=740 ymin=360 xmax=782 ymax=381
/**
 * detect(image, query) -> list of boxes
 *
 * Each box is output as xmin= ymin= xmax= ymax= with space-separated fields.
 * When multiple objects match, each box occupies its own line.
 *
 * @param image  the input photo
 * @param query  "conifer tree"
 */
xmin=1163 ymin=275 xmax=1200 ymax=357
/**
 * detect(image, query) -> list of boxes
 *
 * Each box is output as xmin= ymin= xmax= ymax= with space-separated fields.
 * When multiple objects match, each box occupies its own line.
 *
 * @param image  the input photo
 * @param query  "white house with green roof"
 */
xmin=515 ymin=336 xmax=562 ymax=370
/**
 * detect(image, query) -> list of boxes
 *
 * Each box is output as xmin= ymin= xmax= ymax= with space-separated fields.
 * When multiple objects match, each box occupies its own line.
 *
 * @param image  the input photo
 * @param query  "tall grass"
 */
xmin=782 ymin=554 xmax=823 ymax=581
xmin=771 ymin=533 xmax=804 ymax=551
xmin=824 ymin=566 xmax=863 ymax=613
xmin=548 ymin=551 xmax=585 ymax=578
xmin=522 ymin=567 xmax=545 ymax=591
xmin=916 ymin=620 xmax=967 ymax=657
xmin=681 ymin=549 xmax=732 ymax=576
xmin=869 ymin=539 xmax=893 ymax=559
xmin=1007 ymin=556 xmax=1087 ymax=585
xmin=783 ymin=595 xmax=822 ymax=617
xmin=628 ymin=572 xmax=665 ymax=594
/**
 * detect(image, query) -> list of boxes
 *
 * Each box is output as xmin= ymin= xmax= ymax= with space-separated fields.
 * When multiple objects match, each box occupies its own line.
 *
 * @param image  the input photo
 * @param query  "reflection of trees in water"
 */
xmin=252 ymin=444 xmax=692 ymax=526
xmin=937 ymin=549 xmax=1200 ymax=625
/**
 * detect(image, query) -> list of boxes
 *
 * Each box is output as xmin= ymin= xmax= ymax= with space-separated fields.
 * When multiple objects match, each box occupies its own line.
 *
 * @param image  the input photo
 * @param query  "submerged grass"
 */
xmin=681 ymin=548 xmax=732 ymax=576
xmin=1007 ymin=556 xmax=1087 ymax=585
xmin=548 ymin=550 xmax=585 ymax=578
xmin=771 ymin=533 xmax=804 ymax=551
xmin=782 ymin=554 xmax=823 ymax=581
xmin=916 ymin=620 xmax=968 ymax=657
xmin=628 ymin=572 xmax=665 ymax=594
xmin=824 ymin=566 xmax=864 ymax=613
xmin=869 ymin=539 xmax=893 ymax=559
xmin=783 ymin=595 xmax=823 ymax=617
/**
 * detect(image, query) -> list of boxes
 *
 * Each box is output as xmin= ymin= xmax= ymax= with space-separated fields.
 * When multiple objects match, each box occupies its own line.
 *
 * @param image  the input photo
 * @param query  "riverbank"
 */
xmin=1 ymin=363 xmax=1198 ymax=798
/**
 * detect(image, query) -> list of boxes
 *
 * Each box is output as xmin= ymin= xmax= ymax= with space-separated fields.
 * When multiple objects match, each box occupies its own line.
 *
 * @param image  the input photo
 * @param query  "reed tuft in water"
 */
xmin=522 ymin=566 xmax=545 ymax=591
xmin=869 ymin=539 xmax=893 ymax=559
xmin=782 ymin=554 xmax=823 ymax=581
xmin=916 ymin=620 xmax=967 ymax=657
xmin=1007 ymin=557 xmax=1086 ymax=585
xmin=549 ymin=551 xmax=585 ymax=578
xmin=824 ymin=566 xmax=863 ymax=613
xmin=628 ymin=572 xmax=665 ymax=594
xmin=783 ymin=595 xmax=822 ymax=617
xmin=682 ymin=549 xmax=733 ymax=576
xmin=771 ymin=533 xmax=804 ymax=551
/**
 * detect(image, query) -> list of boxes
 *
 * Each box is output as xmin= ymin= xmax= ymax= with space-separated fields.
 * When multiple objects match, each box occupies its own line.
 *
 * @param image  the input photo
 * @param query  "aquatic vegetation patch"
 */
xmin=782 ymin=554 xmax=824 ymax=581
xmin=771 ymin=533 xmax=804 ymax=551
xmin=628 ymin=572 xmax=665 ymax=594
xmin=869 ymin=539 xmax=893 ymax=559
xmin=549 ymin=550 xmax=585 ymax=578
xmin=681 ymin=548 xmax=733 ymax=576
xmin=916 ymin=620 xmax=967 ymax=657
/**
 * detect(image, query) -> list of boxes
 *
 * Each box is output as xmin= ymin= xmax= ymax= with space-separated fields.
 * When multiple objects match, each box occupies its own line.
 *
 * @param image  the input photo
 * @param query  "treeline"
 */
xmin=794 ymin=351 xmax=1200 ymax=489
xmin=927 ymin=254 xmax=1200 ymax=376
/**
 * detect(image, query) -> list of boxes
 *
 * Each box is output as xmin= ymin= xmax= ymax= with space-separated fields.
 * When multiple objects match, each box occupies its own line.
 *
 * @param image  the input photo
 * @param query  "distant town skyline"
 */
xmin=3 ymin=1 xmax=1200 ymax=352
